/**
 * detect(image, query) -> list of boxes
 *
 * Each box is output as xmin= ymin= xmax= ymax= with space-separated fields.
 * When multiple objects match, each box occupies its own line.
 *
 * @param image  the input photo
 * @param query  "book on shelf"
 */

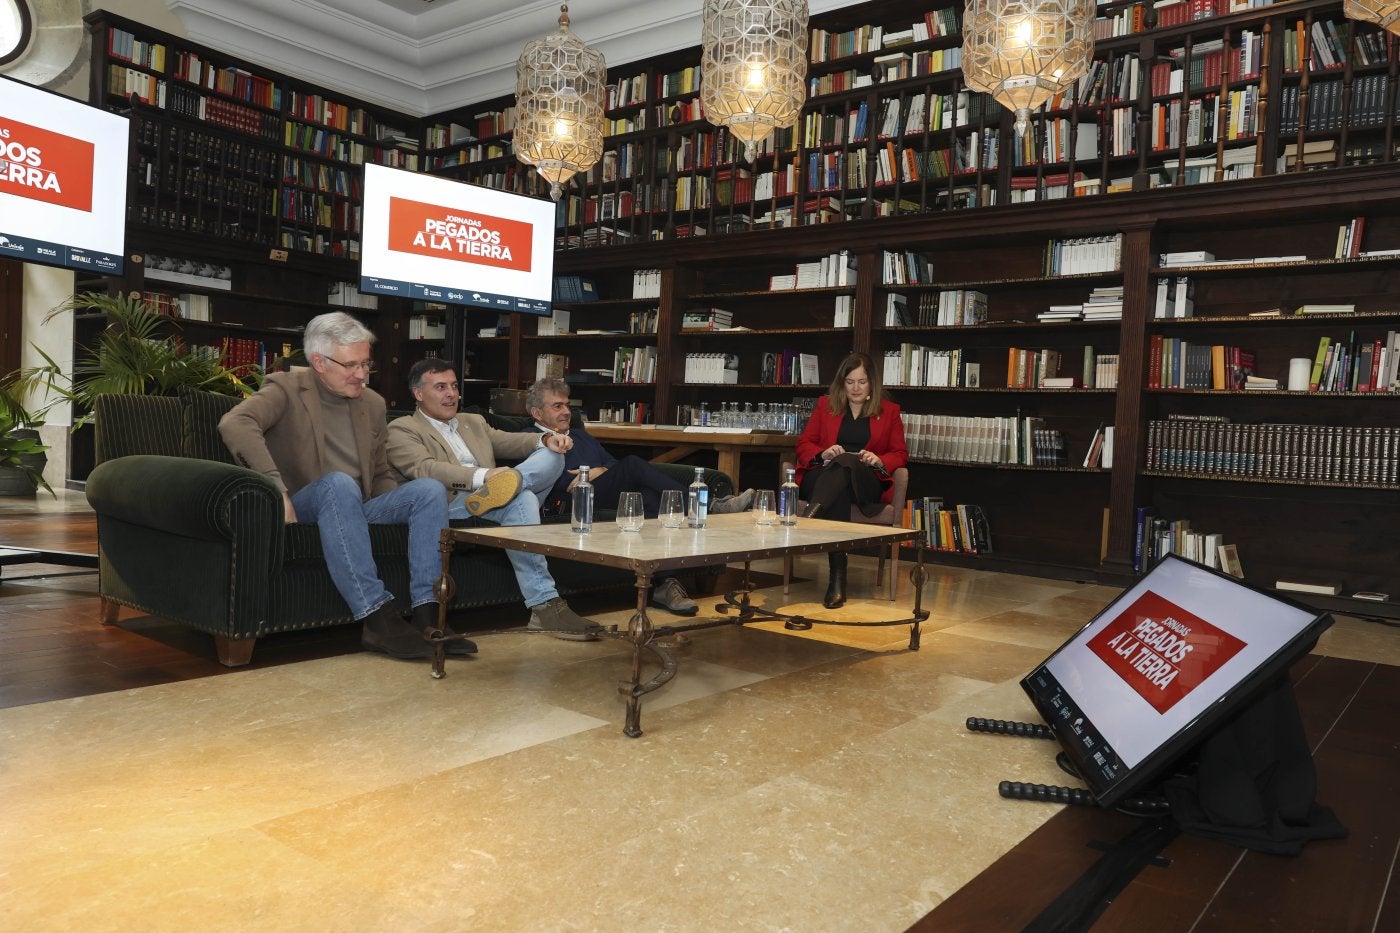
xmin=1350 ymin=591 xmax=1389 ymax=602
xmin=1275 ymin=579 xmax=1342 ymax=596
xmin=1160 ymin=250 xmax=1214 ymax=266
xmin=1218 ymin=543 xmax=1244 ymax=579
xmin=535 ymin=308 xmax=571 ymax=336
xmin=1242 ymin=374 xmax=1278 ymax=390
xmin=1294 ymin=303 xmax=1356 ymax=314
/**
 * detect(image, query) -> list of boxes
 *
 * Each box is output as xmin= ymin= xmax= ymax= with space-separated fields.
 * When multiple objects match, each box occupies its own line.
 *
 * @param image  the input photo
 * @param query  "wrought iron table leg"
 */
xmin=430 ymin=527 xmax=457 ymax=680
xmin=622 ymin=570 xmax=680 ymax=738
xmin=909 ymin=546 xmax=928 ymax=650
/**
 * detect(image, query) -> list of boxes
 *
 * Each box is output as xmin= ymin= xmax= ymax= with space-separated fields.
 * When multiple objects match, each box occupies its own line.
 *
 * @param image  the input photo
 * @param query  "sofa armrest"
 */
xmin=86 ymin=455 xmax=286 ymax=561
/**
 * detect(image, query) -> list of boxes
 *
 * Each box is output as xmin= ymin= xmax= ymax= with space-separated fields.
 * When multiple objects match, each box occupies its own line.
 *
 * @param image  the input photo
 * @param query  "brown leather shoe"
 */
xmin=361 ymin=603 xmax=432 ymax=659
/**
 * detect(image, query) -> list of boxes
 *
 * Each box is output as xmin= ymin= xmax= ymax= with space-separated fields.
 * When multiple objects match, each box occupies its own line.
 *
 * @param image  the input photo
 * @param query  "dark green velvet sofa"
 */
xmin=84 ymin=390 xmax=733 ymax=667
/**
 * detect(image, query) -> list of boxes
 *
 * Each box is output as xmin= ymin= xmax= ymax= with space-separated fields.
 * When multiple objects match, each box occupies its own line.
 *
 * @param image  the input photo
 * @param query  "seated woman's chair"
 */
xmin=779 ymin=461 xmax=909 ymax=601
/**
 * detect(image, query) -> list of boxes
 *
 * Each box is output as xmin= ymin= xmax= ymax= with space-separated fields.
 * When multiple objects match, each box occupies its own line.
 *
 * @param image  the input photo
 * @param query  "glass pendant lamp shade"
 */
xmin=514 ymin=4 xmax=607 ymax=200
xmin=700 ymin=0 xmax=810 ymax=162
xmin=961 ymin=0 xmax=1096 ymax=136
xmin=1343 ymin=0 xmax=1400 ymax=35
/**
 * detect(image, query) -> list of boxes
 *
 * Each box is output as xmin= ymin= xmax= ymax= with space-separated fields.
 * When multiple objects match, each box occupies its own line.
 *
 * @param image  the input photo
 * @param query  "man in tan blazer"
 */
xmin=219 ymin=312 xmax=462 ymax=661
xmin=387 ymin=358 xmax=601 ymax=641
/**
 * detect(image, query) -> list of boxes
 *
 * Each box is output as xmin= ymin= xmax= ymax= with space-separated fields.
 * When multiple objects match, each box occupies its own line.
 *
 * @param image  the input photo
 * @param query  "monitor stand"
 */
xmin=966 ymin=717 xmax=1171 ymax=813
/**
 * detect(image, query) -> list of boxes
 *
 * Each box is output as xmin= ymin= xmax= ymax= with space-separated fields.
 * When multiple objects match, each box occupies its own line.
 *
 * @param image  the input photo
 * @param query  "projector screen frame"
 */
xmin=1020 ymin=554 xmax=1332 ymax=808
xmin=0 ymin=73 xmax=129 ymax=275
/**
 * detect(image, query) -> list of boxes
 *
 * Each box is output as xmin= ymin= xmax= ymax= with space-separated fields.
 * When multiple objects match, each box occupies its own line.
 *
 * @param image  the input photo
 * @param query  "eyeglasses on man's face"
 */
xmin=323 ymin=356 xmax=376 ymax=375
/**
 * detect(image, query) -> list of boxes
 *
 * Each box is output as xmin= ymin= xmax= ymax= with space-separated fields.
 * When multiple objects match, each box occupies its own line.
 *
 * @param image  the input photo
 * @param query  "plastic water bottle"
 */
xmin=779 ymin=467 xmax=799 ymax=526
xmin=687 ymin=466 xmax=709 ymax=529
xmin=571 ymin=465 xmax=594 ymax=533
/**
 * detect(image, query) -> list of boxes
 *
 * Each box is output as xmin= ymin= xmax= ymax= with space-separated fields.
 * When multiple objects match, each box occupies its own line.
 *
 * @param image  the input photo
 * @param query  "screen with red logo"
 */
xmin=360 ymin=164 xmax=554 ymax=314
xmin=1020 ymin=555 xmax=1329 ymax=806
xmin=0 ymin=75 xmax=128 ymax=274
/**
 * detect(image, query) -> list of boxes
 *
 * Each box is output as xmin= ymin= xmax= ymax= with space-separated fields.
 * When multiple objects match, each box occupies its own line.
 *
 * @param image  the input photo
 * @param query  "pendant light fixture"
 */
xmin=1343 ymin=0 xmax=1400 ymax=35
xmin=700 ymin=0 xmax=810 ymax=162
xmin=514 ymin=4 xmax=607 ymax=200
xmin=961 ymin=0 xmax=1096 ymax=137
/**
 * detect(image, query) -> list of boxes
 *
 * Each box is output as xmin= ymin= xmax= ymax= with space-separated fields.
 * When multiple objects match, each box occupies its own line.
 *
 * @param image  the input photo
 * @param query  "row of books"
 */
xmin=1133 ymin=507 xmax=1241 ymax=576
xmin=809 ymin=7 xmax=960 ymax=64
xmin=406 ymin=315 xmax=445 ymax=340
xmin=327 ymin=281 xmax=377 ymax=310
xmin=881 ymin=250 xmax=934 ymax=286
xmin=681 ymin=309 xmax=737 ymax=331
xmin=901 ymin=412 xmax=1077 ymax=467
xmin=593 ymin=401 xmax=651 ymax=425
xmin=1147 ymin=338 xmax=1255 ymax=390
xmin=552 ymin=275 xmax=599 ymax=303
xmin=920 ymin=289 xmax=988 ymax=327
xmin=682 ymin=353 xmax=740 ymax=385
xmin=1144 ymin=417 xmax=1400 ymax=486
xmin=882 ymin=346 xmax=978 ymax=389
xmin=769 ymin=251 xmax=858 ymax=290
xmin=1307 ymin=331 xmax=1400 ymax=394
xmin=1044 ymin=235 xmax=1124 ymax=276
xmin=759 ymin=351 xmax=822 ymax=386
xmin=901 ymin=499 xmax=992 ymax=554
xmin=613 ymin=347 xmax=657 ymax=384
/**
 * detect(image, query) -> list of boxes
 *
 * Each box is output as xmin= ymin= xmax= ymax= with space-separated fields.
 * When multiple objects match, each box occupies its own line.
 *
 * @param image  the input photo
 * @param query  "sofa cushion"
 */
xmin=179 ymin=386 xmax=242 ymax=463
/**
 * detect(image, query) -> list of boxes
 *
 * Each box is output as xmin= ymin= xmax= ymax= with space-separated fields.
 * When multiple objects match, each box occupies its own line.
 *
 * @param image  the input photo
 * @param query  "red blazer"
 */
xmin=795 ymin=397 xmax=908 ymax=502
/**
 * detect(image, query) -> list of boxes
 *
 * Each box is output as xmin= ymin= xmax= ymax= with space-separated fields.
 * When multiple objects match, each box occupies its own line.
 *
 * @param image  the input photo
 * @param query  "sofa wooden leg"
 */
xmin=214 ymin=636 xmax=256 ymax=667
xmin=100 ymin=598 xmax=120 ymax=625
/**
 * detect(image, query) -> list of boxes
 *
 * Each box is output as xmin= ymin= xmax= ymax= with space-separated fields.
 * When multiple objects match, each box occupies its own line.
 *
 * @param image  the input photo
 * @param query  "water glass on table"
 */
xmin=658 ymin=489 xmax=684 ymax=529
xmin=752 ymin=489 xmax=777 ymax=525
xmin=616 ymin=491 xmax=645 ymax=532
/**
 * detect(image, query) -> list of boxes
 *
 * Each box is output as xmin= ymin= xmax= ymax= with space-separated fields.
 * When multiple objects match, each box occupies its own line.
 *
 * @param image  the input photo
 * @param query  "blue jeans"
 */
xmin=291 ymin=473 xmax=448 ymax=619
xmin=448 ymin=445 xmax=563 ymax=608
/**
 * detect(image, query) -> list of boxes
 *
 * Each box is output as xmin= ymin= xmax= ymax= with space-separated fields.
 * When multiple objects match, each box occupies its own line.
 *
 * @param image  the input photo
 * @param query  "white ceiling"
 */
xmin=165 ymin=0 xmax=858 ymax=118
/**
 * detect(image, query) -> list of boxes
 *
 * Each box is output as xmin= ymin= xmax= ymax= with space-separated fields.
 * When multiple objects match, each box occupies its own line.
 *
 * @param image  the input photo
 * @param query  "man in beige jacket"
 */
xmin=387 ymin=358 xmax=600 ymax=641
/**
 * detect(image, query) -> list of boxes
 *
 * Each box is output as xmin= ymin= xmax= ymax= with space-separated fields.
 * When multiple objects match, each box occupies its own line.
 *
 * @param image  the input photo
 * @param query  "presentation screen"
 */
xmin=359 ymin=163 xmax=554 ymax=315
xmin=1021 ymin=554 xmax=1331 ymax=806
xmin=0 ymin=75 xmax=128 ymax=275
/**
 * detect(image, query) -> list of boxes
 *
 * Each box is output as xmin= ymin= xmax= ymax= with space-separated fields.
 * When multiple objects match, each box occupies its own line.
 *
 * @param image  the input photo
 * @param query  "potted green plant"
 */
xmin=10 ymin=291 xmax=259 ymax=427
xmin=0 ymin=379 xmax=53 ymax=497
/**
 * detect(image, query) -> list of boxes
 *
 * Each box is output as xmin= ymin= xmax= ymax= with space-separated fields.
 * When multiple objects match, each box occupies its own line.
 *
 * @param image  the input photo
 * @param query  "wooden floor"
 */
xmin=5 ymin=509 xmax=1397 ymax=931
xmin=0 ymin=508 xmax=773 ymax=708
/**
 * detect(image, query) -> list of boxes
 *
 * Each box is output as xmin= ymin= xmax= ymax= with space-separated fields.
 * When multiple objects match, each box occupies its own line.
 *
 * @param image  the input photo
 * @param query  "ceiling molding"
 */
xmin=166 ymin=0 xmax=859 ymax=117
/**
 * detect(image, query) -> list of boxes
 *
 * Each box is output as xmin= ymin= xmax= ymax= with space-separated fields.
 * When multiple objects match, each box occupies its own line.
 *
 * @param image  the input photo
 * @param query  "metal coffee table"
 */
xmin=432 ymin=513 xmax=927 ymax=736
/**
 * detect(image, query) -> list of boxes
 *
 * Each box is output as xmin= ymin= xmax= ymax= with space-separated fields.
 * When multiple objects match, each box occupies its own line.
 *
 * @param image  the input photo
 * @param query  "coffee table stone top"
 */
xmin=442 ymin=512 xmax=919 ymax=574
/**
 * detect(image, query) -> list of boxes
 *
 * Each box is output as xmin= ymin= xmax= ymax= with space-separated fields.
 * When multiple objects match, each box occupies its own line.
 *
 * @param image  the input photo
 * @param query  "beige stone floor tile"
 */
xmin=253 ymin=689 xmax=870 ymax=919
xmin=0 ymin=827 xmax=435 ymax=933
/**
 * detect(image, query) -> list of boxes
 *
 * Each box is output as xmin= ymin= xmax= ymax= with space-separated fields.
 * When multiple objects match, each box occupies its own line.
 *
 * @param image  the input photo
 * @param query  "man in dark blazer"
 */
xmin=219 ymin=312 xmax=458 ymax=661
xmin=387 ymin=358 xmax=600 ymax=641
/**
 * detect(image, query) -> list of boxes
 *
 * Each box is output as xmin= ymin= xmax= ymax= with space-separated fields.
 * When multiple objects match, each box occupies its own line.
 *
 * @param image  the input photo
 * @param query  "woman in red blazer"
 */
xmin=795 ymin=352 xmax=908 ymax=608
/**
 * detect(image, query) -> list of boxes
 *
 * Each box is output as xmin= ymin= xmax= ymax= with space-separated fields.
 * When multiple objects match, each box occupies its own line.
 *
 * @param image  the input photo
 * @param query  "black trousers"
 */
xmin=589 ymin=455 xmax=685 ymax=517
xmin=798 ymin=452 xmax=882 ymax=520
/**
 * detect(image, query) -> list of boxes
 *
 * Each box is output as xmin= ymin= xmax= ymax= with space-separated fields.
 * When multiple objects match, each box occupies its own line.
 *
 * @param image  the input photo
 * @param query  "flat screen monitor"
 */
xmin=359 ymin=163 xmax=554 ymax=315
xmin=1021 ymin=554 xmax=1332 ymax=807
xmin=0 ymin=74 xmax=128 ymax=275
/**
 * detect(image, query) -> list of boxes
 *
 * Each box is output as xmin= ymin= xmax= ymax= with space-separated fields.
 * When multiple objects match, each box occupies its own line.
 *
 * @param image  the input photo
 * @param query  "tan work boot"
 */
xmin=465 ymin=468 xmax=523 ymax=516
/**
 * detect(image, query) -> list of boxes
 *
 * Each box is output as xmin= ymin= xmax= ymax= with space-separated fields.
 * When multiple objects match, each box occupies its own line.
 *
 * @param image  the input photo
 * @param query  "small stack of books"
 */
xmin=681 ymin=308 xmax=735 ymax=331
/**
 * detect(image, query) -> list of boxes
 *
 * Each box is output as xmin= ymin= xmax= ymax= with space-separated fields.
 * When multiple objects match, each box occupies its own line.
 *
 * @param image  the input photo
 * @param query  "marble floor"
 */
xmin=1 ymin=518 xmax=1397 ymax=930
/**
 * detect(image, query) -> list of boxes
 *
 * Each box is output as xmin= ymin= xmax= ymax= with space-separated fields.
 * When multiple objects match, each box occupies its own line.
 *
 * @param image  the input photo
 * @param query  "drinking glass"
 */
xmin=752 ymin=489 xmax=776 ymax=525
xmin=658 ymin=489 xmax=685 ymax=528
xmin=616 ymin=491 xmax=645 ymax=532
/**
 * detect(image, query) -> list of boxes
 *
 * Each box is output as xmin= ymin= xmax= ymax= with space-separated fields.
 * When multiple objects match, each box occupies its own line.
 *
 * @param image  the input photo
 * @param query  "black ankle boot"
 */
xmin=823 ymin=552 xmax=848 ymax=609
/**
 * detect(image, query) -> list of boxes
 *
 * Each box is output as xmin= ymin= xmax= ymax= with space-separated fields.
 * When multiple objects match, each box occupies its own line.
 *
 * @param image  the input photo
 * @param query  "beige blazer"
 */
xmin=387 ymin=409 xmax=541 ymax=493
xmin=218 ymin=369 xmax=394 ymax=500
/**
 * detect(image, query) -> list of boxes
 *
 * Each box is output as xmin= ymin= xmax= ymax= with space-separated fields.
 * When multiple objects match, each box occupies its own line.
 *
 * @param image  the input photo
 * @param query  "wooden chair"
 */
xmin=780 ymin=460 xmax=910 ymax=601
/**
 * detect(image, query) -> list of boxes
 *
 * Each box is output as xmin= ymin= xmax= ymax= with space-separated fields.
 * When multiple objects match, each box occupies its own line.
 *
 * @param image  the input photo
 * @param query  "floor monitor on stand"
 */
xmin=1002 ymin=554 xmax=1332 ymax=808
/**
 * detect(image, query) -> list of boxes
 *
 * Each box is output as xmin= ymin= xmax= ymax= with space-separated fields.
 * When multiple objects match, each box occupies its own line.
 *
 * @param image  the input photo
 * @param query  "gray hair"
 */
xmin=304 ymin=312 xmax=376 ymax=360
xmin=526 ymin=377 xmax=569 ymax=412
